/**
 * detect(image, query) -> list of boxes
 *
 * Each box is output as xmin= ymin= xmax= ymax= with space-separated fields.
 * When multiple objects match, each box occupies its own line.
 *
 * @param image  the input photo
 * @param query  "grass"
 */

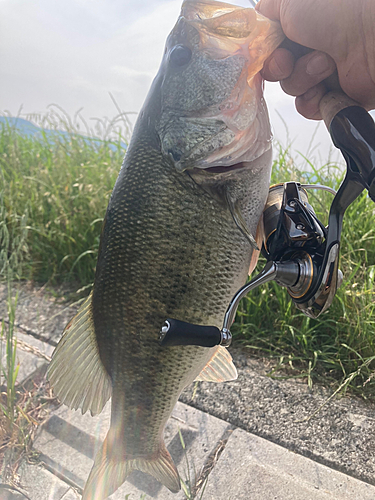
xmin=178 ymin=428 xmax=209 ymax=500
xmin=1 ymin=284 xmax=20 ymax=429
xmin=1 ymin=108 xmax=375 ymax=406
xmin=0 ymin=186 xmax=53 ymax=486
xmin=0 ymin=188 xmax=28 ymax=430
xmin=0 ymin=106 xmax=128 ymax=286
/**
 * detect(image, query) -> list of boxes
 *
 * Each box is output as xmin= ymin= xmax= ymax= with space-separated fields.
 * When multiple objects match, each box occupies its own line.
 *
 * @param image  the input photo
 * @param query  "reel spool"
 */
xmin=261 ymin=181 xmax=341 ymax=316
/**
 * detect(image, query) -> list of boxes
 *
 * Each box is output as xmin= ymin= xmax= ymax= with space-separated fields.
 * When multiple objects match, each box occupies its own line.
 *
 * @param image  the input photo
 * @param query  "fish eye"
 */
xmin=169 ymin=45 xmax=192 ymax=68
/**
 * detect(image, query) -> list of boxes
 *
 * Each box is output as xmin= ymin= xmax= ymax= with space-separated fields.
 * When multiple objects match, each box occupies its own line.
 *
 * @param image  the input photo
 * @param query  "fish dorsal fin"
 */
xmin=47 ymin=292 xmax=111 ymax=416
xmin=195 ymin=346 xmax=238 ymax=382
xmin=82 ymin=432 xmax=180 ymax=498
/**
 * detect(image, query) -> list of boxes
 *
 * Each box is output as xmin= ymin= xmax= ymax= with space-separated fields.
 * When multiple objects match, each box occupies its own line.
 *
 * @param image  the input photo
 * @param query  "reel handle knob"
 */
xmin=159 ymin=318 xmax=228 ymax=347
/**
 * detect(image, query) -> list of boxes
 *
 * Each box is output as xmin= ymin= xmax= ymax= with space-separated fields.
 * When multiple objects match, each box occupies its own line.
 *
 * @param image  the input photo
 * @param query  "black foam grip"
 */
xmin=159 ymin=318 xmax=222 ymax=347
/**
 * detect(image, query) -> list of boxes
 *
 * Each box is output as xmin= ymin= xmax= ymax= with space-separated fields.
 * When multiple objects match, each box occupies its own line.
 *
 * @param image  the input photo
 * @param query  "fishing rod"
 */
xmin=159 ymin=92 xmax=375 ymax=348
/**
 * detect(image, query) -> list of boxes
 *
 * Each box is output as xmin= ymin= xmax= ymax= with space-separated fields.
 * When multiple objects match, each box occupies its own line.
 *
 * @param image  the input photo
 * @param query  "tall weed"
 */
xmin=0 ymin=190 xmax=28 ymax=429
xmin=0 ymin=107 xmax=128 ymax=285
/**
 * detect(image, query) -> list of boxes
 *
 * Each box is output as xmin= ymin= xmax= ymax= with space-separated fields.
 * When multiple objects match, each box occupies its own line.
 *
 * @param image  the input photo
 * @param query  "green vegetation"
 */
xmin=1 ymin=110 xmax=375 ymax=400
xmin=179 ymin=428 xmax=208 ymax=500
xmin=1 ymin=186 xmax=27 ymax=429
xmin=0 ymin=108 xmax=127 ymax=286
xmin=0 ymin=188 xmax=49 ymax=482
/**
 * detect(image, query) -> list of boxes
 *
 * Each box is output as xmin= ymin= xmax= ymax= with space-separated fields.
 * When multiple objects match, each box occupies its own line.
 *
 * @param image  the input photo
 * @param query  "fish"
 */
xmin=47 ymin=1 xmax=284 ymax=498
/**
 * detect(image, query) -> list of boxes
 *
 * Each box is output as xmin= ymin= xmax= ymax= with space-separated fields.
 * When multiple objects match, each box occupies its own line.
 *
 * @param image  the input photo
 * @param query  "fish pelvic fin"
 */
xmin=47 ymin=292 xmax=112 ymax=416
xmin=195 ymin=346 xmax=238 ymax=382
xmin=82 ymin=431 xmax=181 ymax=499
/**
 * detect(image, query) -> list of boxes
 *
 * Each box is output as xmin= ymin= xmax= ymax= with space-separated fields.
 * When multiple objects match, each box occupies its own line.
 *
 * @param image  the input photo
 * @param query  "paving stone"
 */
xmin=0 ymin=486 xmax=27 ymax=500
xmin=18 ymin=461 xmax=70 ymax=500
xmin=0 ymin=282 xmax=78 ymax=343
xmin=6 ymin=283 xmax=375 ymax=499
xmin=181 ymin=350 xmax=375 ymax=486
xmin=114 ymin=403 xmax=231 ymax=500
xmin=33 ymin=401 xmax=230 ymax=499
xmin=59 ymin=488 xmax=81 ymax=500
xmin=203 ymin=428 xmax=375 ymax=500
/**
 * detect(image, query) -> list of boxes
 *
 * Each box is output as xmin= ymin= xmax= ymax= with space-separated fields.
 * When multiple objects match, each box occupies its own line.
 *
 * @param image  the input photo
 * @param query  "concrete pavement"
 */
xmin=10 ymin=401 xmax=375 ymax=499
xmin=1 ymin=282 xmax=375 ymax=499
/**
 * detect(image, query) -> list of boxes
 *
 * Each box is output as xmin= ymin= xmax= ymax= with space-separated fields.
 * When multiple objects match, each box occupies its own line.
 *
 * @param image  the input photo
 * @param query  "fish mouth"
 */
xmin=189 ymin=159 xmax=258 ymax=179
xmin=189 ymin=148 xmax=273 ymax=183
xmin=202 ymin=161 xmax=251 ymax=174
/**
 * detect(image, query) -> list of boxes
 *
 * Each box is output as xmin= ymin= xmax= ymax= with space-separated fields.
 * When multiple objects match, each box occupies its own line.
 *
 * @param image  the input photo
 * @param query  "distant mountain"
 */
xmin=0 ymin=116 xmax=127 ymax=151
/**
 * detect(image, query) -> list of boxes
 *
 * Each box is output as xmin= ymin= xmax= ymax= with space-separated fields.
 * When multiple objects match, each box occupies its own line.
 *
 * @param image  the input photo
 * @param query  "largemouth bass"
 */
xmin=48 ymin=1 xmax=284 ymax=497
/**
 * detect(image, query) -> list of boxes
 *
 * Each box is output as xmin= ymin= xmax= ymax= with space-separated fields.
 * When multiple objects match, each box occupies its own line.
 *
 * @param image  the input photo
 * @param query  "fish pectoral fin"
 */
xmin=249 ymin=214 xmax=264 ymax=275
xmin=82 ymin=432 xmax=181 ymax=499
xmin=47 ymin=292 xmax=111 ymax=416
xmin=195 ymin=346 xmax=238 ymax=382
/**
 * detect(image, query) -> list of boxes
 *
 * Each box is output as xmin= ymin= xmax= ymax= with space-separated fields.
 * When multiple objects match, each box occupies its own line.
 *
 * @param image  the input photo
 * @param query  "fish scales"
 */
xmin=47 ymin=1 xmax=284 ymax=498
xmin=92 ymin=135 xmax=251 ymax=453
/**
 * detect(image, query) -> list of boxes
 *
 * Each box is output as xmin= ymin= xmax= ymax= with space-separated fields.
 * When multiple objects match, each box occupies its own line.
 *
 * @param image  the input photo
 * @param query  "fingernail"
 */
xmin=306 ymin=53 xmax=331 ymax=75
xmin=301 ymin=87 xmax=318 ymax=101
xmin=268 ymin=56 xmax=284 ymax=79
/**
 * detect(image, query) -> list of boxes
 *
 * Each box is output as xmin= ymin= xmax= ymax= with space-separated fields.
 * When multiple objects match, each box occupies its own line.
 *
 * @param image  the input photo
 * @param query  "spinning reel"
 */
xmin=159 ymin=93 xmax=375 ymax=349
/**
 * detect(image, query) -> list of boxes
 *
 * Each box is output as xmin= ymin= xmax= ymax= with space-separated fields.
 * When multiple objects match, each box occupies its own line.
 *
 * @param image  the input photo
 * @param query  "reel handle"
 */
xmin=319 ymin=90 xmax=375 ymax=202
xmin=158 ymin=318 xmax=230 ymax=348
xmin=319 ymin=91 xmax=361 ymax=129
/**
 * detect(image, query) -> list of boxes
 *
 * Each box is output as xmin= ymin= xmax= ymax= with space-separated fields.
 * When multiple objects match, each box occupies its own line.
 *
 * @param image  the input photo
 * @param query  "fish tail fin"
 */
xmin=82 ymin=429 xmax=181 ymax=499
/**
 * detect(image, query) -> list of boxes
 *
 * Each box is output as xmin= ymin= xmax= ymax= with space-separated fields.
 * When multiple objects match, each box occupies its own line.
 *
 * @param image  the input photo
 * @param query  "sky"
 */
xmin=0 ymin=0 xmax=358 ymax=167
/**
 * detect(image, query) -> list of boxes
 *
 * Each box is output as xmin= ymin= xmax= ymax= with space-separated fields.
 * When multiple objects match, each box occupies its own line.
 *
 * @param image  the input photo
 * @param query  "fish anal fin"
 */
xmin=195 ymin=346 xmax=237 ymax=382
xmin=47 ymin=292 xmax=111 ymax=416
xmin=82 ymin=432 xmax=180 ymax=499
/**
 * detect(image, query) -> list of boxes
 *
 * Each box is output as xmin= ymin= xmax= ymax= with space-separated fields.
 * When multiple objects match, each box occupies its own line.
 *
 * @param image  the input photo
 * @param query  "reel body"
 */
xmin=261 ymin=181 xmax=340 ymax=318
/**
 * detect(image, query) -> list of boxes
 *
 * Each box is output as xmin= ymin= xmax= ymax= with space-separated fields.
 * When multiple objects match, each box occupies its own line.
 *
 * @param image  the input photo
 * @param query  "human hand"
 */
xmin=256 ymin=0 xmax=375 ymax=120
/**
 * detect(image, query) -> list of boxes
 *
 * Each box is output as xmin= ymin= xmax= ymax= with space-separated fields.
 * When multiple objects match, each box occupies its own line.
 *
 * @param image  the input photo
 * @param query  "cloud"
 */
xmin=0 ymin=0 xmax=180 ymax=119
xmin=0 ymin=0 xmax=360 ymax=163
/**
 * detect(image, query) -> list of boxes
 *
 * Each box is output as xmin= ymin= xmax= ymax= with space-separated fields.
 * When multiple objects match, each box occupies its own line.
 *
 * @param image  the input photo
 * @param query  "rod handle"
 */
xmin=159 ymin=318 xmax=222 ymax=347
xmin=319 ymin=91 xmax=361 ymax=129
